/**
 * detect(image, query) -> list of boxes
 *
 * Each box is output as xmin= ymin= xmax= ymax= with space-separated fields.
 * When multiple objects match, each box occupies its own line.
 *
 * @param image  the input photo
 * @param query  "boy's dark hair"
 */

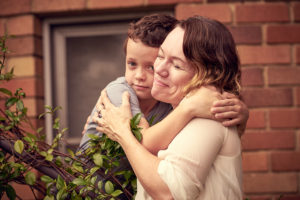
xmin=124 ymin=13 xmax=178 ymax=52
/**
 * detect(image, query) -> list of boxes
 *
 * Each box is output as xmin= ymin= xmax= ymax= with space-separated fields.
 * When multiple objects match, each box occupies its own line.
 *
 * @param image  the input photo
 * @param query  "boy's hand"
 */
xmin=179 ymin=86 xmax=222 ymax=120
xmin=211 ymin=92 xmax=249 ymax=135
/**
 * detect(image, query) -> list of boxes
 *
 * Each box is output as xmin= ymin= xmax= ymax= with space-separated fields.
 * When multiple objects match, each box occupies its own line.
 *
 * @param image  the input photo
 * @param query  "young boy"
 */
xmin=79 ymin=14 xmax=248 ymax=154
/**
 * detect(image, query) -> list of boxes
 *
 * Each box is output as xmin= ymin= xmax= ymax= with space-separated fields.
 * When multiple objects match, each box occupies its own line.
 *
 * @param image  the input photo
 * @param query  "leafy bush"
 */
xmin=0 ymin=34 xmax=140 ymax=200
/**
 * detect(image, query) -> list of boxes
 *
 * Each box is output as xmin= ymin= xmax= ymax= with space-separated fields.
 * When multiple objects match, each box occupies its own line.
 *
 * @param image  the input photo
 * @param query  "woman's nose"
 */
xmin=154 ymin=59 xmax=168 ymax=77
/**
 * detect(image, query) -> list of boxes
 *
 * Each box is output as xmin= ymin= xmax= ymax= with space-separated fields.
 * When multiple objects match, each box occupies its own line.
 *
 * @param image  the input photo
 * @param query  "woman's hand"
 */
xmin=179 ymin=86 xmax=222 ymax=120
xmin=211 ymin=92 xmax=249 ymax=135
xmin=93 ymin=90 xmax=133 ymax=143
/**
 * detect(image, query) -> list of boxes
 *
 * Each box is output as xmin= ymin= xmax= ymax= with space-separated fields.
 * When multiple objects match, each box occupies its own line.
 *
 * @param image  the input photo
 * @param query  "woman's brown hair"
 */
xmin=179 ymin=16 xmax=241 ymax=96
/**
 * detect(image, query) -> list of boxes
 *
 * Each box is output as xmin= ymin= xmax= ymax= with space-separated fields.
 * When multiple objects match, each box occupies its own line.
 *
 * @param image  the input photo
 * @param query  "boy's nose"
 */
xmin=135 ymin=68 xmax=146 ymax=80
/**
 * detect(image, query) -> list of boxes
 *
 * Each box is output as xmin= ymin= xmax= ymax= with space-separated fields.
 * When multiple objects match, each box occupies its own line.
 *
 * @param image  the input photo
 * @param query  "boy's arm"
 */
xmin=141 ymin=86 xmax=221 ymax=155
xmin=211 ymin=92 xmax=249 ymax=136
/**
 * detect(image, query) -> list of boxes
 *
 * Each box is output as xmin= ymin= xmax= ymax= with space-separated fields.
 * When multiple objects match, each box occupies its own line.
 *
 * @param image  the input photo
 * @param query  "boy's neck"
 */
xmin=139 ymin=98 xmax=158 ymax=118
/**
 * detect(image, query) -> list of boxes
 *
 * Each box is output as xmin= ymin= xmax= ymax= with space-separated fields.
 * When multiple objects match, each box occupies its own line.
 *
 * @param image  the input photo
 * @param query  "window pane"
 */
xmin=66 ymin=34 xmax=126 ymax=139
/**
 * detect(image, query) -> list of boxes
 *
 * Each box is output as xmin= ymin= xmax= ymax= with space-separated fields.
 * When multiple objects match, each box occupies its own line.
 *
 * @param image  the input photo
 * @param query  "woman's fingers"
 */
xmin=121 ymin=91 xmax=130 ymax=107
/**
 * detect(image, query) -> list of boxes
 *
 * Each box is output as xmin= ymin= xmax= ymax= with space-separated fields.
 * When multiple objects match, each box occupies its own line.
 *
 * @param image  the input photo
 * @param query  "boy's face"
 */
xmin=125 ymin=38 xmax=159 ymax=101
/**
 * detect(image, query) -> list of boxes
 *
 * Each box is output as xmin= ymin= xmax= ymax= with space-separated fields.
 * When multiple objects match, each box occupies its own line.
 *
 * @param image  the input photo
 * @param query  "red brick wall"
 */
xmin=0 ymin=0 xmax=299 ymax=199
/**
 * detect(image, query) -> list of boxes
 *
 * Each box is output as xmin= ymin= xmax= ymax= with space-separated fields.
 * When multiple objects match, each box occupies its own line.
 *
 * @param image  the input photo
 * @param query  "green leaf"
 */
xmin=56 ymin=175 xmax=65 ymax=190
xmin=93 ymin=153 xmax=103 ymax=167
xmin=16 ymin=100 xmax=24 ymax=111
xmin=14 ymin=140 xmax=24 ymax=154
xmin=56 ymin=188 xmax=67 ymax=200
xmin=0 ymin=88 xmax=12 ymax=96
xmin=130 ymin=113 xmax=142 ymax=127
xmin=98 ymin=181 xmax=103 ymax=190
xmin=5 ymin=184 xmax=16 ymax=200
xmin=90 ymin=176 xmax=97 ymax=185
xmin=87 ymin=134 xmax=100 ymax=140
xmin=44 ymin=195 xmax=54 ymax=200
xmin=72 ymin=162 xmax=84 ymax=173
xmin=85 ymin=196 xmax=91 ymax=200
xmin=111 ymin=189 xmax=123 ymax=197
xmin=25 ymin=171 xmax=36 ymax=185
xmin=55 ymin=156 xmax=62 ymax=167
xmin=105 ymin=181 xmax=114 ymax=194
xmin=72 ymin=178 xmax=86 ymax=186
xmin=132 ymin=130 xmax=142 ymax=142
xmin=45 ymin=154 xmax=53 ymax=161
xmin=6 ymin=97 xmax=18 ymax=108
xmin=41 ymin=175 xmax=53 ymax=184
xmin=89 ymin=166 xmax=99 ymax=175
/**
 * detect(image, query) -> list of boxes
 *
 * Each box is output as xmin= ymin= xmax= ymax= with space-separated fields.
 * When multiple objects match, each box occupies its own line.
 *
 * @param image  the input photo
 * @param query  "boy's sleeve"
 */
xmin=78 ymin=81 xmax=142 ymax=151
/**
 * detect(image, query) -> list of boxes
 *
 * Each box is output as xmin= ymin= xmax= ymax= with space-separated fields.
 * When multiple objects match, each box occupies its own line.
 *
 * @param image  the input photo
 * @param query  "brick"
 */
xmin=296 ymin=46 xmax=300 ymax=64
xmin=271 ymin=151 xmax=300 ymax=171
xmin=7 ymin=15 xmax=35 ymax=36
xmin=243 ymin=196 xmax=271 ymax=200
xmin=175 ymin=4 xmax=232 ymax=23
xmin=19 ymin=117 xmax=44 ymax=135
xmin=236 ymin=3 xmax=289 ymax=23
xmin=6 ymin=36 xmax=42 ymax=56
xmin=242 ymin=152 xmax=269 ymax=172
xmin=246 ymin=110 xmax=266 ymax=129
xmin=228 ymin=26 xmax=262 ymax=44
xmin=242 ymin=131 xmax=295 ymax=150
xmin=148 ymin=0 xmax=202 ymax=4
xmin=242 ymin=88 xmax=293 ymax=108
xmin=3 ymin=183 xmax=36 ymax=200
xmin=241 ymin=67 xmax=264 ymax=87
xmin=87 ymin=0 xmax=143 ymax=9
xmin=0 ymin=18 xmax=5 ymax=36
xmin=208 ymin=0 xmax=259 ymax=2
xmin=243 ymin=173 xmax=298 ymax=193
xmin=267 ymin=25 xmax=300 ymax=44
xmin=238 ymin=45 xmax=290 ymax=65
xmin=296 ymin=87 xmax=300 ymax=106
xmin=1 ymin=78 xmax=44 ymax=97
xmin=32 ymin=0 xmax=86 ymax=13
xmin=23 ymin=98 xmax=44 ymax=117
xmin=6 ymin=56 xmax=43 ymax=77
xmin=281 ymin=195 xmax=300 ymax=200
xmin=0 ymin=0 xmax=31 ymax=16
xmin=269 ymin=108 xmax=300 ymax=128
xmin=268 ymin=67 xmax=300 ymax=85
xmin=293 ymin=3 xmax=300 ymax=22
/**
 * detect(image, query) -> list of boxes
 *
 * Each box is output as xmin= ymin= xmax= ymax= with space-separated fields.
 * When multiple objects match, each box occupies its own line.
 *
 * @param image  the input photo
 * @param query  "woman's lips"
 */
xmin=153 ymin=78 xmax=168 ymax=87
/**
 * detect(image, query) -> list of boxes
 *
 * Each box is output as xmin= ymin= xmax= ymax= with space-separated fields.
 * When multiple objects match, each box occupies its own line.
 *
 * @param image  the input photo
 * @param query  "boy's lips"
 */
xmin=153 ymin=78 xmax=168 ymax=87
xmin=133 ymin=84 xmax=149 ymax=90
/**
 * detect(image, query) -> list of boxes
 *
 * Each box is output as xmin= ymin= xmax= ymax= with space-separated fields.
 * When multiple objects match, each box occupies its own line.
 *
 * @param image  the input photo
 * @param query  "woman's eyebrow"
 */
xmin=160 ymin=47 xmax=186 ymax=63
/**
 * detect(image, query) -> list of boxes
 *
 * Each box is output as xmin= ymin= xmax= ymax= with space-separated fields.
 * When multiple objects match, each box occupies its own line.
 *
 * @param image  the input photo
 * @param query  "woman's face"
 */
xmin=151 ymin=27 xmax=195 ymax=107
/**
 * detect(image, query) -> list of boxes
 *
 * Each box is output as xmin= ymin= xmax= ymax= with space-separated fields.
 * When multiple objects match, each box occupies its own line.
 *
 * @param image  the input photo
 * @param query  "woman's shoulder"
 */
xmin=187 ymin=118 xmax=226 ymax=130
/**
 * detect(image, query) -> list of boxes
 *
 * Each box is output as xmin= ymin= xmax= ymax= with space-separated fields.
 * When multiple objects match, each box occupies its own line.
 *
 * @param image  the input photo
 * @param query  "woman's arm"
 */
xmin=95 ymin=92 xmax=173 ymax=199
xmin=95 ymin=93 xmax=227 ymax=199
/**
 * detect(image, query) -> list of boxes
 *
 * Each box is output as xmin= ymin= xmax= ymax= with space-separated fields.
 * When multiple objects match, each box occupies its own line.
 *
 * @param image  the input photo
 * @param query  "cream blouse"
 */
xmin=135 ymin=118 xmax=243 ymax=200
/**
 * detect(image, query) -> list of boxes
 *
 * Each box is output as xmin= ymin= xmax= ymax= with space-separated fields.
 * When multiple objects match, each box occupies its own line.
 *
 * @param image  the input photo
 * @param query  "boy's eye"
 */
xmin=127 ymin=61 xmax=137 ymax=67
xmin=147 ymin=66 xmax=154 ymax=71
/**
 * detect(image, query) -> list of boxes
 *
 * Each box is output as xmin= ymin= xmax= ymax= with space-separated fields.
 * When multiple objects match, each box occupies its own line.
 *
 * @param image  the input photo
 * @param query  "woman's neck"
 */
xmin=139 ymin=98 xmax=158 ymax=118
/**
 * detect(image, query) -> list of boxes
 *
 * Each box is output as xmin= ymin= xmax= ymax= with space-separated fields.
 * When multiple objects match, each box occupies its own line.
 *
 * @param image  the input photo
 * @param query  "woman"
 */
xmin=96 ymin=16 xmax=243 ymax=199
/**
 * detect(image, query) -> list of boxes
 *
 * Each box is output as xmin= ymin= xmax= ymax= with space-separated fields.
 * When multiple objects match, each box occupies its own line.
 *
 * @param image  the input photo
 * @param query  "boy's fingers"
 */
xmin=222 ymin=91 xmax=237 ymax=99
xmin=222 ymin=118 xmax=240 ymax=127
xmin=215 ymin=111 xmax=238 ymax=119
